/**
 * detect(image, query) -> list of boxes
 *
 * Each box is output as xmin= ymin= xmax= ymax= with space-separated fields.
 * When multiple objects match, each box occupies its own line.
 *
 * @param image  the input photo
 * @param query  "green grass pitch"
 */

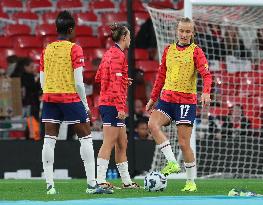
xmin=0 ymin=179 xmax=262 ymax=201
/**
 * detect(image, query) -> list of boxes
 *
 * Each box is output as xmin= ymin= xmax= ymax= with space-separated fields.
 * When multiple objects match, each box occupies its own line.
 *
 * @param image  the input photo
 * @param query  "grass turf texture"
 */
xmin=0 ymin=179 xmax=262 ymax=201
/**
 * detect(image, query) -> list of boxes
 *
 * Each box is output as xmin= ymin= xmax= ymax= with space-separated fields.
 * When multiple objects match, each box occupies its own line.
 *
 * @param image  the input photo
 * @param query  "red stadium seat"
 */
xmin=75 ymin=25 xmax=93 ymax=37
xmin=135 ymin=48 xmax=149 ymax=60
xmin=1 ymin=0 xmax=23 ymax=12
xmin=98 ymin=25 xmax=111 ymax=44
xmin=89 ymin=0 xmax=116 ymax=13
xmin=0 ymin=36 xmax=13 ymax=48
xmin=29 ymin=49 xmax=42 ymax=62
xmin=149 ymin=0 xmax=174 ymax=9
xmin=136 ymin=60 xmax=159 ymax=72
xmin=41 ymin=12 xmax=59 ymax=24
xmin=209 ymin=107 xmax=229 ymax=117
xmin=105 ymin=37 xmax=114 ymax=49
xmin=100 ymin=13 xmax=127 ymax=25
xmin=35 ymin=24 xmax=56 ymax=37
xmin=0 ymin=12 xmax=15 ymax=24
xmin=12 ymin=12 xmax=39 ymax=24
xmin=84 ymin=48 xmax=106 ymax=60
xmin=136 ymin=60 xmax=159 ymax=82
xmin=15 ymin=36 xmax=43 ymax=48
xmin=57 ymin=0 xmax=83 ymax=12
xmin=4 ymin=24 xmax=31 ymax=36
xmin=27 ymin=0 xmax=54 ymax=13
xmin=75 ymin=37 xmax=102 ymax=48
xmin=239 ymin=84 xmax=263 ymax=97
xmin=120 ymin=0 xmax=146 ymax=12
xmin=134 ymin=12 xmax=150 ymax=26
xmin=43 ymin=36 xmax=57 ymax=47
xmin=75 ymin=12 xmax=99 ymax=26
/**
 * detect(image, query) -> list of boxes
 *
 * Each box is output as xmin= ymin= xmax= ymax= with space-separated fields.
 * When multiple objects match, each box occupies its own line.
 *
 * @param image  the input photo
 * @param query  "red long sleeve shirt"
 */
xmin=95 ymin=45 xmax=128 ymax=112
xmin=151 ymin=44 xmax=212 ymax=104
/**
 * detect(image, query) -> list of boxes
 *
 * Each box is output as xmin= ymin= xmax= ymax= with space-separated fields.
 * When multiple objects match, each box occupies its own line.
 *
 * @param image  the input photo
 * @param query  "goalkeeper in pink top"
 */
xmin=146 ymin=17 xmax=212 ymax=192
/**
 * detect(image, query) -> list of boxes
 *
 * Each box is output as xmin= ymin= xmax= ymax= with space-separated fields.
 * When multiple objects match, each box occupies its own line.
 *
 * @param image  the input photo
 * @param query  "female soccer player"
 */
xmin=95 ymin=24 xmax=139 ymax=189
xmin=146 ymin=17 xmax=212 ymax=192
xmin=40 ymin=11 xmax=111 ymax=195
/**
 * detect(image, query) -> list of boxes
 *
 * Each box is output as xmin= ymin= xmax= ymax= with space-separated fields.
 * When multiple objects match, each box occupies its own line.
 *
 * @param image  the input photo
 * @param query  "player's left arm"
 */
xmin=194 ymin=47 xmax=212 ymax=106
xmin=39 ymin=49 xmax=45 ymax=89
xmin=71 ymin=44 xmax=90 ymax=112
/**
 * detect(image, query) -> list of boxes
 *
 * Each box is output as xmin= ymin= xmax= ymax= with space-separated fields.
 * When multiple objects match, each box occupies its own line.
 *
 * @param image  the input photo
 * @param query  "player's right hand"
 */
xmin=117 ymin=111 xmax=126 ymax=120
xmin=146 ymin=99 xmax=155 ymax=112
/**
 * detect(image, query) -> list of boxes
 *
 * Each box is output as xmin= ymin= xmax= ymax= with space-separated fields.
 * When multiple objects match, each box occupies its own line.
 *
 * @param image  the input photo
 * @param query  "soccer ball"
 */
xmin=144 ymin=171 xmax=167 ymax=192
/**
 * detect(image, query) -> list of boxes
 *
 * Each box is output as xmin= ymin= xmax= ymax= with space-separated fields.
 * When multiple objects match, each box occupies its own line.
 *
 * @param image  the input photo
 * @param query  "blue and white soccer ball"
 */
xmin=144 ymin=171 xmax=167 ymax=192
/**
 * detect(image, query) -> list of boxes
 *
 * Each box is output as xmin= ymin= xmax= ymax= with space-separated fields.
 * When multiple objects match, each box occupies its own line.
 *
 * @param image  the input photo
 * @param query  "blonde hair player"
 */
xmin=146 ymin=17 xmax=212 ymax=192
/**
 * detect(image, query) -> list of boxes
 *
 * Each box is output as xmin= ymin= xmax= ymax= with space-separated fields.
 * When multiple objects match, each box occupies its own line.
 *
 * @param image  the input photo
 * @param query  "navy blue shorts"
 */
xmin=42 ymin=101 xmax=89 ymax=124
xmin=99 ymin=105 xmax=125 ymax=127
xmin=155 ymin=100 xmax=196 ymax=125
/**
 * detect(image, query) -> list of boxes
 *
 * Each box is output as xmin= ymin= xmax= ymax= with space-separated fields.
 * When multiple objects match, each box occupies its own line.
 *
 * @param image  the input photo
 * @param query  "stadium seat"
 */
xmin=98 ymin=25 xmax=111 ymax=44
xmin=75 ymin=25 xmax=93 ymax=37
xmin=1 ymin=0 xmax=24 ymax=13
xmin=15 ymin=36 xmax=43 ymax=49
xmin=0 ymin=12 xmax=15 ymax=24
xmin=75 ymin=12 xmax=99 ymax=26
xmin=41 ymin=12 xmax=59 ymax=24
xmin=89 ymin=0 xmax=116 ymax=13
xmin=136 ymin=60 xmax=159 ymax=82
xmin=209 ymin=107 xmax=229 ymax=117
xmin=12 ymin=12 xmax=39 ymax=25
xmin=100 ymin=13 xmax=127 ymax=25
xmin=239 ymin=84 xmax=263 ymax=97
xmin=84 ymin=48 xmax=106 ymax=60
xmin=4 ymin=24 xmax=31 ymax=36
xmin=148 ymin=0 xmax=174 ymax=9
xmin=136 ymin=60 xmax=159 ymax=72
xmin=26 ymin=0 xmax=54 ymax=13
xmin=57 ymin=0 xmax=84 ymax=12
xmin=105 ymin=37 xmax=114 ymax=49
xmin=134 ymin=12 xmax=150 ymax=26
xmin=35 ymin=24 xmax=56 ymax=37
xmin=29 ymin=49 xmax=42 ymax=62
xmin=43 ymin=36 xmax=57 ymax=47
xmin=135 ymin=48 xmax=149 ymax=60
xmin=0 ymin=36 xmax=13 ymax=48
xmin=75 ymin=37 xmax=102 ymax=48
xmin=120 ymin=0 xmax=146 ymax=12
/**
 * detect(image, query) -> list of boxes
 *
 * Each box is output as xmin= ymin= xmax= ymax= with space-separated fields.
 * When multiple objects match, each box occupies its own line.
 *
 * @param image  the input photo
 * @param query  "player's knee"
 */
xmin=178 ymin=140 xmax=188 ymax=152
xmin=116 ymin=138 xmax=127 ymax=152
xmin=148 ymin=120 xmax=159 ymax=134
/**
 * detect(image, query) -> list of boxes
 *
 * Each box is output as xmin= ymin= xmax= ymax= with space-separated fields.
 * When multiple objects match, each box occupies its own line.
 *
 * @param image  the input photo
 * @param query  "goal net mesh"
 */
xmin=147 ymin=5 xmax=263 ymax=178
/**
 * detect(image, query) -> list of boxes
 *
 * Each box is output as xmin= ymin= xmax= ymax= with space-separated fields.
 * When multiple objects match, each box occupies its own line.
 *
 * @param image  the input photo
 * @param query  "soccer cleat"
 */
xmin=161 ymin=161 xmax=181 ymax=176
xmin=181 ymin=181 xmax=197 ymax=192
xmin=46 ymin=185 xmax=56 ymax=195
xmin=122 ymin=182 xmax=141 ymax=189
xmin=86 ymin=184 xmax=113 ymax=194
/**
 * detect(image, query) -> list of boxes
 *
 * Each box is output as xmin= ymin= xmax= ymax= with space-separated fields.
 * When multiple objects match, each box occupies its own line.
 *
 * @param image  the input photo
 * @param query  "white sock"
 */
xmin=42 ymin=135 xmax=56 ymax=188
xmin=158 ymin=140 xmax=177 ymax=163
xmin=96 ymin=158 xmax=109 ymax=184
xmin=79 ymin=135 xmax=96 ymax=187
xmin=184 ymin=161 xmax=196 ymax=182
xmin=116 ymin=161 xmax=132 ymax=185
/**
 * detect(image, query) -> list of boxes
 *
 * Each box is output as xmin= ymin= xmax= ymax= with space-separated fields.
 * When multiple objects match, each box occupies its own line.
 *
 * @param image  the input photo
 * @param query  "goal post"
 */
xmin=146 ymin=0 xmax=263 ymax=178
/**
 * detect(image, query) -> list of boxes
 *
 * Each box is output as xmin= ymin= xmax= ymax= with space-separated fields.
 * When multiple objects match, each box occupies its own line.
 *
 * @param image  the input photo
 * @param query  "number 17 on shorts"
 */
xmin=175 ymin=104 xmax=196 ymax=125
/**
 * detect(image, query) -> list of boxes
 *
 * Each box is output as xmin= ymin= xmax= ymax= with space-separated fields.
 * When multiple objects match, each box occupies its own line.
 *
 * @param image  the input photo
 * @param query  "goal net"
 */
xmin=147 ymin=5 xmax=263 ymax=178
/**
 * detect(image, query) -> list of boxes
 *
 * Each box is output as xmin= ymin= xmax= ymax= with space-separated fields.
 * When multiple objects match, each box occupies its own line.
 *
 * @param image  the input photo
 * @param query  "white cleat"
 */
xmin=46 ymin=185 xmax=56 ymax=195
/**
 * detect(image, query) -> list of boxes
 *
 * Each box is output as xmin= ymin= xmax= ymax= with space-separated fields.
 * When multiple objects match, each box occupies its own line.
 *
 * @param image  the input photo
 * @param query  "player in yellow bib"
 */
xmin=146 ymin=17 xmax=212 ymax=192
